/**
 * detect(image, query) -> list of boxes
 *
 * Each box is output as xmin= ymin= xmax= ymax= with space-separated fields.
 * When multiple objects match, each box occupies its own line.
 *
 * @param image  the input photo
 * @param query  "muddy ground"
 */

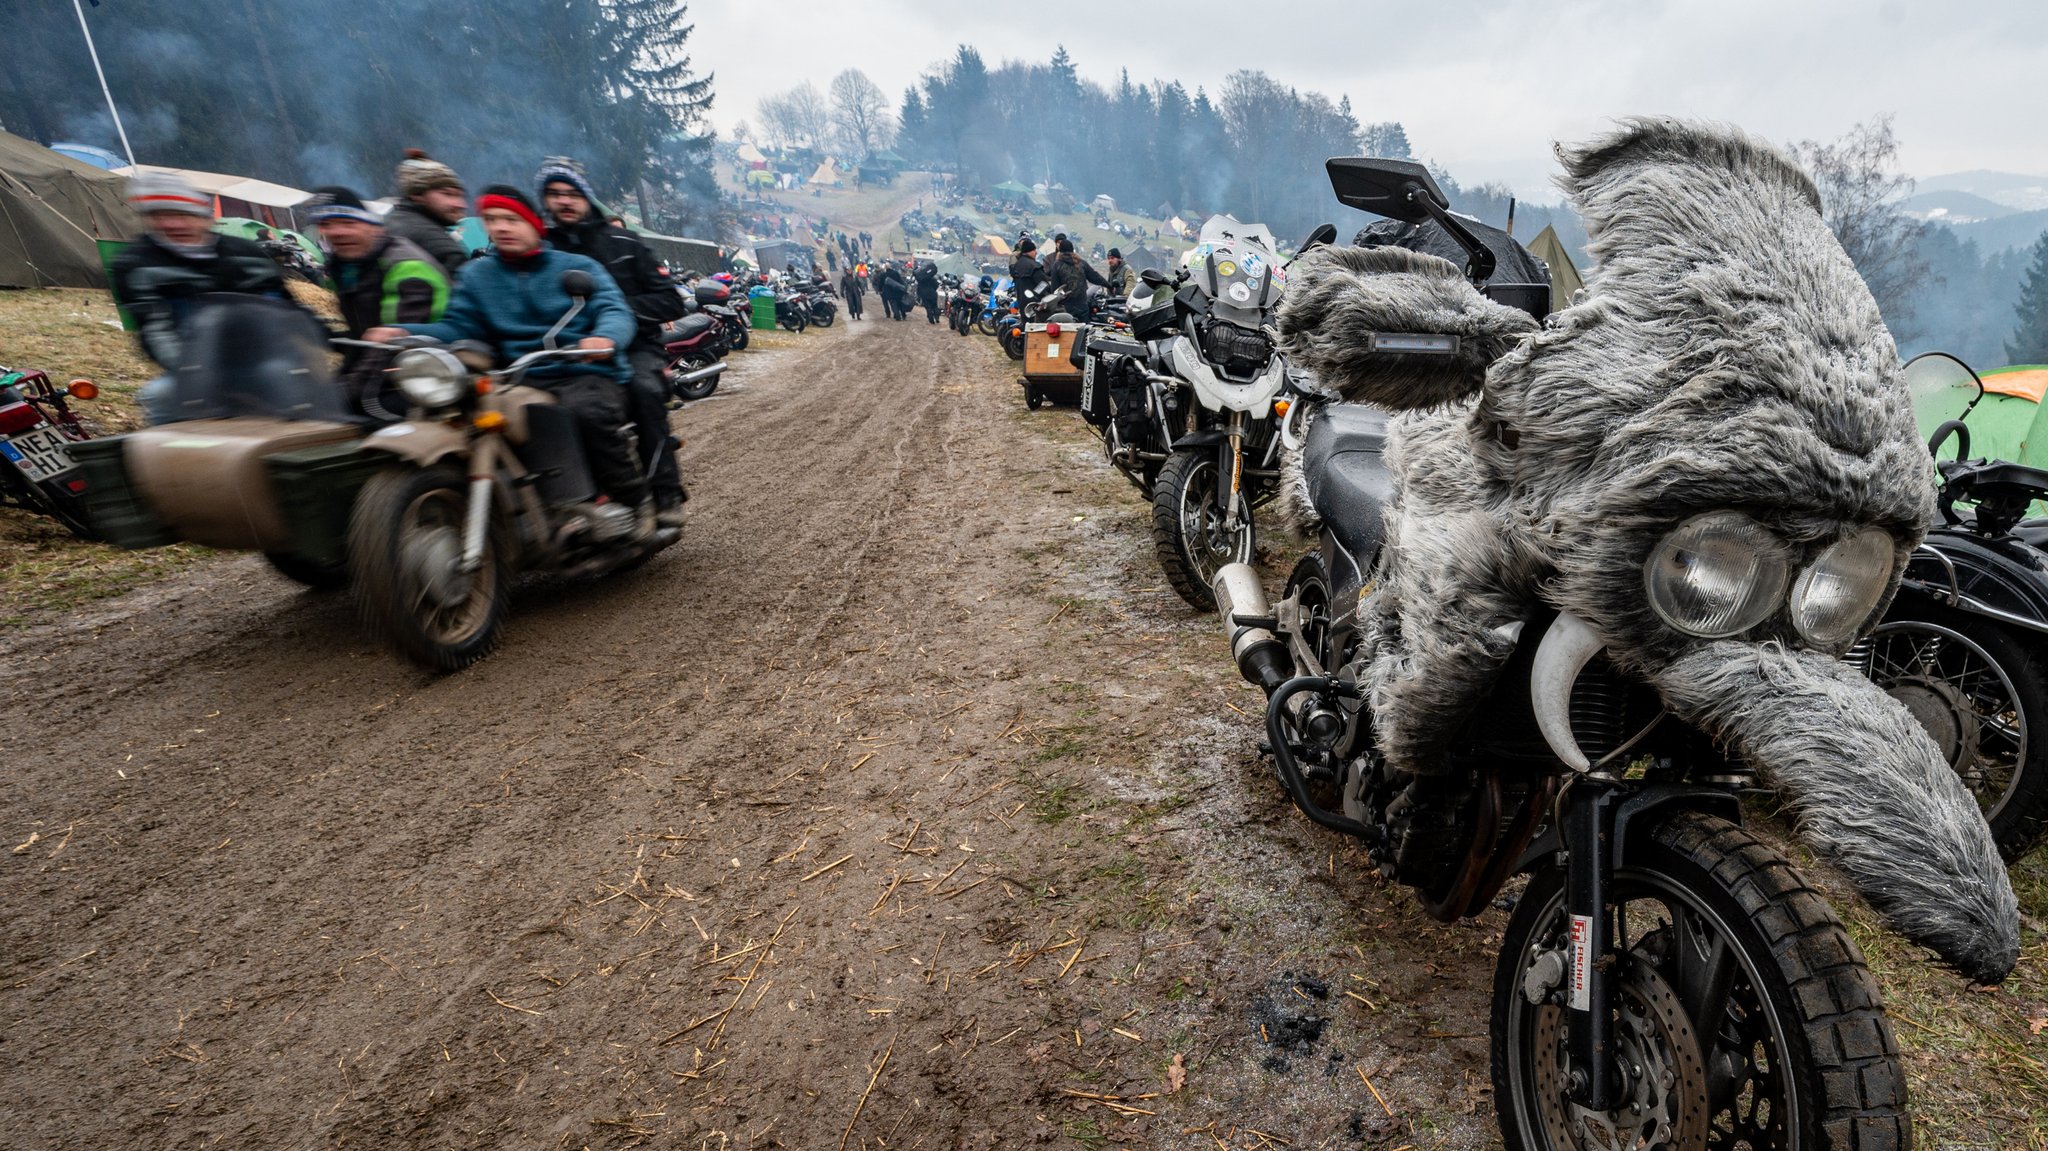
xmin=4 ymin=312 xmax=2043 ymax=1150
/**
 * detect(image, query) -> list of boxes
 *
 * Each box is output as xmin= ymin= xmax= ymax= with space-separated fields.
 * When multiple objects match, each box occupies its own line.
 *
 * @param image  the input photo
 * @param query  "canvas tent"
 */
xmin=642 ymin=231 xmax=723 ymax=276
xmin=1526 ymin=225 xmax=1585 ymax=315
xmin=736 ymin=142 xmax=768 ymax=167
xmin=991 ymin=181 xmax=1033 ymax=204
xmin=810 ymin=158 xmax=844 ymax=187
xmin=1119 ymin=242 xmax=1171 ymax=275
xmin=972 ymin=234 xmax=1012 ymax=257
xmin=1910 ymin=365 xmax=2048 ymax=470
xmin=0 ymin=131 xmax=135 ymax=288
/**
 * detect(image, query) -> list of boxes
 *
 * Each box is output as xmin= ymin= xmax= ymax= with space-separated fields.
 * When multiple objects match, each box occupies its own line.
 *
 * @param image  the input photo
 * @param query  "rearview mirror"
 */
xmin=1326 ymin=156 xmax=1446 ymax=222
xmin=1298 ymin=223 xmax=1338 ymax=254
xmin=1139 ymin=269 xmax=1168 ymax=288
xmin=561 ymin=269 xmax=596 ymax=299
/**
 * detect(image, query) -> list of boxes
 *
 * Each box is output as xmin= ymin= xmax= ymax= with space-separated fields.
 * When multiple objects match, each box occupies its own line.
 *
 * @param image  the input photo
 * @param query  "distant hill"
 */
xmin=1900 ymin=190 xmax=2018 ymax=224
xmin=1918 ymin=170 xmax=2048 ymax=212
xmin=1954 ymin=209 xmax=2048 ymax=255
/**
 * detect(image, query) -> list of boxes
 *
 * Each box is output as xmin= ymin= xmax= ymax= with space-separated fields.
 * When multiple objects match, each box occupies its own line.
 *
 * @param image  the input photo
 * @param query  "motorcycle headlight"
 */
xmin=1789 ymin=528 xmax=1895 ymax=646
xmin=1644 ymin=511 xmax=1789 ymax=638
xmin=392 ymin=347 xmax=468 ymax=410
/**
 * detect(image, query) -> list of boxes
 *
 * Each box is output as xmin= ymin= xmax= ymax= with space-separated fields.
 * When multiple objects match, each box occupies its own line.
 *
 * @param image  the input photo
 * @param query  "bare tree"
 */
xmin=786 ymin=81 xmax=831 ymax=150
xmin=829 ymin=68 xmax=893 ymax=160
xmin=1793 ymin=116 xmax=1934 ymax=333
xmin=756 ymin=93 xmax=799 ymax=149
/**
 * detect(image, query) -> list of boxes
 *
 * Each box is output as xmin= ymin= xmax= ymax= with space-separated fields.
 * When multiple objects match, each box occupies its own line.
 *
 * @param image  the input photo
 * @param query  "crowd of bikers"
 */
xmin=111 ymin=147 xmax=690 ymax=534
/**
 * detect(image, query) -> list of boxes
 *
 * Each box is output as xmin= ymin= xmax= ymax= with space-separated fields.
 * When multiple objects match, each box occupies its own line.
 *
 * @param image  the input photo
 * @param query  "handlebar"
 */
xmin=1929 ymin=419 xmax=1971 ymax=463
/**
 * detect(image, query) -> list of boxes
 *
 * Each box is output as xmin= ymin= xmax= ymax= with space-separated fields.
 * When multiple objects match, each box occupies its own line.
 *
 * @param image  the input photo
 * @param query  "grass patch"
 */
xmin=0 ymin=510 xmax=210 ymax=624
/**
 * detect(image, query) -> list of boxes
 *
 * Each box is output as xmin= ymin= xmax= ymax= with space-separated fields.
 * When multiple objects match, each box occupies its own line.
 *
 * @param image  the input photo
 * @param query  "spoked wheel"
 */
xmin=1493 ymin=812 xmax=1906 ymax=1150
xmin=1151 ymin=449 xmax=1253 ymax=611
xmin=348 ymin=465 xmax=507 ymax=671
xmin=974 ymin=314 xmax=993 ymax=336
xmin=1856 ymin=604 xmax=2048 ymax=860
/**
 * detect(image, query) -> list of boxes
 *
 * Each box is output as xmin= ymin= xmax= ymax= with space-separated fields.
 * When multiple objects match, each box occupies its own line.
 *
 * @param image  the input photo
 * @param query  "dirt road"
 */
xmin=6 ymin=314 xmax=2037 ymax=1149
xmin=2 ymin=316 xmax=1511 ymax=1150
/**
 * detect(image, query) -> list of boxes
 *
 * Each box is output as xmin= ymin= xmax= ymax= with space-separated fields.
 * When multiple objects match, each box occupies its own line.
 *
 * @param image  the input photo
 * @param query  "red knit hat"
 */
xmin=475 ymin=184 xmax=546 ymax=234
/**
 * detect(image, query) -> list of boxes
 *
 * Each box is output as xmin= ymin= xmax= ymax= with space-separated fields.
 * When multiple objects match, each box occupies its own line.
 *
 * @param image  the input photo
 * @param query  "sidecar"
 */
xmin=74 ymin=295 xmax=381 ymax=589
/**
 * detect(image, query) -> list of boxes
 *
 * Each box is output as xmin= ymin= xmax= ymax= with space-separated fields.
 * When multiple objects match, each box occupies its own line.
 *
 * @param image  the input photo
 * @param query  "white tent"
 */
xmin=810 ymin=158 xmax=843 ymax=186
xmin=736 ymin=142 xmax=768 ymax=166
xmin=218 ymin=176 xmax=310 ymax=209
xmin=1090 ymin=194 xmax=1117 ymax=211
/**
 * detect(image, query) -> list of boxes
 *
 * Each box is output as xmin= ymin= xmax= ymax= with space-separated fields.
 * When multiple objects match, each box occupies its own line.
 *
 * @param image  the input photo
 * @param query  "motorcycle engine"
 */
xmin=1201 ymin=320 xmax=1273 ymax=380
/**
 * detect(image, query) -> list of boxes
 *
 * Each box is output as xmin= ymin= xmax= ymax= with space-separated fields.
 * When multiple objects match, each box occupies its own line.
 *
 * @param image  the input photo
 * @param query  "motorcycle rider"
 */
xmin=111 ymin=170 xmax=287 ymax=424
xmin=537 ymin=156 xmax=689 ymax=525
xmin=385 ymin=148 xmax=472 ymax=278
xmin=1103 ymin=247 xmax=1135 ymax=297
xmin=365 ymin=186 xmax=650 ymax=536
xmin=303 ymin=185 xmax=450 ymax=420
xmin=914 ymin=260 xmax=941 ymax=324
xmin=840 ymin=263 xmax=865 ymax=320
xmin=876 ymin=261 xmax=909 ymax=321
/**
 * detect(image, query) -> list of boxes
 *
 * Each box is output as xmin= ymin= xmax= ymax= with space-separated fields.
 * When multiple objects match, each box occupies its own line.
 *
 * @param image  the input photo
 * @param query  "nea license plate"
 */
xmin=0 ymin=425 xmax=78 ymax=482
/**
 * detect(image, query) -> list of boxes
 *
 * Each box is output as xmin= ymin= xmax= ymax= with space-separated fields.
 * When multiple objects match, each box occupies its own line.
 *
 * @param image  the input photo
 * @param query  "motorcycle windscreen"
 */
xmin=165 ymin=294 xmax=346 ymax=422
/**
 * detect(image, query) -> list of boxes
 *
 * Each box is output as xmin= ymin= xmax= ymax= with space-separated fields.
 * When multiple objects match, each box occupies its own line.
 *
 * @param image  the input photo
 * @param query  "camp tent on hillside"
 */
xmin=753 ymin=238 xmax=813 ymax=274
xmin=1911 ymin=365 xmax=2048 ymax=470
xmin=971 ymin=234 xmax=1012 ymax=257
xmin=810 ymin=158 xmax=844 ymax=187
xmin=1526 ymin=225 xmax=1585 ymax=315
xmin=641 ymin=231 xmax=723 ymax=276
xmin=1154 ymin=201 xmax=1176 ymax=220
xmin=1090 ymin=194 xmax=1117 ymax=212
xmin=0 ymin=130 xmax=135 ymax=288
xmin=1119 ymin=242 xmax=1171 ymax=275
xmin=736 ymin=142 xmax=768 ymax=168
xmin=50 ymin=142 xmax=126 ymax=171
xmin=115 ymin=164 xmax=311 ymax=229
xmin=991 ymin=181 xmax=1034 ymax=205
xmin=1044 ymin=185 xmax=1076 ymax=212
xmin=1166 ymin=216 xmax=1190 ymax=236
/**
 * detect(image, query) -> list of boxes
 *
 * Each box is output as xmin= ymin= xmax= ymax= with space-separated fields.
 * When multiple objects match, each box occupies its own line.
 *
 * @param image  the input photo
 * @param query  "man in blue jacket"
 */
xmin=366 ymin=185 xmax=648 ymax=528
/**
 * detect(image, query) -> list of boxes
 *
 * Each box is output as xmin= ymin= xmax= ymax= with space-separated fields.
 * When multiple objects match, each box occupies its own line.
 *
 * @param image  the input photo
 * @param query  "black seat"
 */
xmin=1304 ymin=404 xmax=1394 ymax=570
xmin=666 ymin=313 xmax=716 ymax=342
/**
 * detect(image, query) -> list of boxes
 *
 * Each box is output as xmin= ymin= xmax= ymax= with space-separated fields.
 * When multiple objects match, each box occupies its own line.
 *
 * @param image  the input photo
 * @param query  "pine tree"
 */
xmin=2009 ymin=232 xmax=2048 ymax=365
xmin=897 ymin=88 xmax=930 ymax=164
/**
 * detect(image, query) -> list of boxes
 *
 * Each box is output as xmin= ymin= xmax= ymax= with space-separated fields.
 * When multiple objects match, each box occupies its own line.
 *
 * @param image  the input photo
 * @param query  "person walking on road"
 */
xmin=840 ymin=264 xmax=866 ymax=320
xmin=914 ymin=261 xmax=941 ymax=325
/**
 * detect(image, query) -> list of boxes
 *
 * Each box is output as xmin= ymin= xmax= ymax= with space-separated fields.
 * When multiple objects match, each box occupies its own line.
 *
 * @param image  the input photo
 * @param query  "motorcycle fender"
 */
xmin=1509 ymin=785 xmax=1741 ymax=878
xmin=1902 ymin=534 xmax=2048 ymax=634
xmin=362 ymin=421 xmax=467 ymax=469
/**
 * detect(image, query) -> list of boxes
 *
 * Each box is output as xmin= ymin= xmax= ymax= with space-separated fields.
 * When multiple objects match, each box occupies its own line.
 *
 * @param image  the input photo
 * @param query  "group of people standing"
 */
xmin=1007 ymin=232 xmax=1135 ymax=315
xmin=111 ymin=148 xmax=692 ymax=538
xmin=834 ymin=257 xmax=942 ymax=324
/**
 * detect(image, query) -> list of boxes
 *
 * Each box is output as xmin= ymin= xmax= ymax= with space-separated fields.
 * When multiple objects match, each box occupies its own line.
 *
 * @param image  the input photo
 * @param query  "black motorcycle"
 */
xmin=1852 ymin=350 xmax=2048 ymax=861
xmin=946 ymin=275 xmax=983 ymax=336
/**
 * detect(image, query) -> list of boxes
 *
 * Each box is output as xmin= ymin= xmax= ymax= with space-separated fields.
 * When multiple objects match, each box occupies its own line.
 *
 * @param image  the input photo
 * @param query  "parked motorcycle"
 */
xmin=802 ymin=282 xmax=838 ymax=327
xmin=774 ymin=284 xmax=810 ymax=333
xmin=1097 ymin=215 xmax=1299 ymax=611
xmin=345 ymin=269 xmax=681 ymax=669
xmin=0 ymin=365 xmax=101 ymax=538
xmin=1851 ymin=350 xmax=2048 ymax=861
xmin=946 ymin=275 xmax=983 ymax=336
xmin=1208 ymin=148 xmax=1999 ymax=1146
xmin=658 ymin=298 xmax=731 ymax=402
xmin=687 ymin=277 xmax=750 ymax=352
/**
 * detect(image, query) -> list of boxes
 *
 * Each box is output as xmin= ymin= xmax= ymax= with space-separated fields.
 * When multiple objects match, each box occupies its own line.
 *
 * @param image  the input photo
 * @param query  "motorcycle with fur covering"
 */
xmin=1217 ymin=123 xmax=2019 ymax=1147
xmin=346 ymin=270 xmax=680 ymax=670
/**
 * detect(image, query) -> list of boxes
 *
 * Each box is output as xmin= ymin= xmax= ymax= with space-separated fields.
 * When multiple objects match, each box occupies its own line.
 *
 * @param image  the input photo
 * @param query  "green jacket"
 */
xmin=329 ymin=234 xmax=449 ymax=410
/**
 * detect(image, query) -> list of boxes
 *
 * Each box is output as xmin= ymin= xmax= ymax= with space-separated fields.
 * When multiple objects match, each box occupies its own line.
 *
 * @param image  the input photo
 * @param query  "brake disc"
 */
xmin=1531 ymin=954 xmax=1710 ymax=1150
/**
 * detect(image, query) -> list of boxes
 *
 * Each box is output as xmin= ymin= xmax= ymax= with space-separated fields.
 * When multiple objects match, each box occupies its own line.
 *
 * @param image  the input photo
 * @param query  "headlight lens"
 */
xmin=1645 ymin=511 xmax=1789 ymax=638
xmin=393 ymin=347 xmax=468 ymax=410
xmin=1790 ymin=529 xmax=1895 ymax=646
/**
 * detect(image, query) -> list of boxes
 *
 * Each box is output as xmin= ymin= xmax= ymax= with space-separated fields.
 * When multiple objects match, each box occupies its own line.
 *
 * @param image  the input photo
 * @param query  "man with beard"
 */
xmin=537 ymin=156 xmax=689 ymax=526
xmin=386 ymin=149 xmax=471 ymax=278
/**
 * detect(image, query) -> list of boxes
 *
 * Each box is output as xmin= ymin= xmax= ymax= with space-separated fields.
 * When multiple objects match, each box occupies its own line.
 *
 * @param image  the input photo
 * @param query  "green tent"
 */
xmin=991 ymin=181 xmax=1033 ymax=203
xmin=1912 ymin=365 xmax=2048 ymax=467
xmin=0 ymin=129 xmax=135 ymax=288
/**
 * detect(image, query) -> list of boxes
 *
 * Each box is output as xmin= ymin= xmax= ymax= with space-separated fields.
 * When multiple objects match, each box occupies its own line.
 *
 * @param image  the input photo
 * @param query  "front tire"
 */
xmin=1860 ymin=601 xmax=2048 ymax=861
xmin=1492 ymin=812 xmax=1907 ymax=1150
xmin=347 ymin=465 xmax=507 ymax=671
xmin=1000 ymin=325 xmax=1025 ymax=360
xmin=1150 ymin=449 xmax=1253 ymax=612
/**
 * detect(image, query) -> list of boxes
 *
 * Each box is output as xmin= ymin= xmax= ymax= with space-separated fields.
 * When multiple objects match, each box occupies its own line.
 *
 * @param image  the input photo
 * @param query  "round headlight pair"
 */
xmin=392 ymin=347 xmax=469 ymax=410
xmin=1644 ymin=511 xmax=1893 ymax=646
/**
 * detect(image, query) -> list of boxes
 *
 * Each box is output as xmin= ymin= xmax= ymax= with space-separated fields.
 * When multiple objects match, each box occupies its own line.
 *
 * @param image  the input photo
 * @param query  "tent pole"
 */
xmin=72 ymin=0 xmax=135 ymax=167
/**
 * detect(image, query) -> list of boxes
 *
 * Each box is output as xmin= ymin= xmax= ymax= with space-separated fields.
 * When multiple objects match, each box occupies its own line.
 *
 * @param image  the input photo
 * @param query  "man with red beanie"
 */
xmin=367 ymin=185 xmax=650 ymax=537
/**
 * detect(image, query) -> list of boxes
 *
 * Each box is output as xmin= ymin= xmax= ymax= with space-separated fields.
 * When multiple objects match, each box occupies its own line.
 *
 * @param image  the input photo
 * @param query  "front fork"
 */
xmin=1214 ymin=410 xmax=1247 ymax=527
xmin=460 ymin=434 xmax=496 ymax=573
xmin=1561 ymin=778 xmax=1621 ymax=1110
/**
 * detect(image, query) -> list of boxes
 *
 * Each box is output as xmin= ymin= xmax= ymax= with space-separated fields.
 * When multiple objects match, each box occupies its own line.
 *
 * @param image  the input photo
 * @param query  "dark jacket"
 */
xmin=384 ymin=200 xmax=471 ymax=279
xmin=914 ymin=264 xmax=939 ymax=305
xmin=400 ymin=245 xmax=636 ymax=385
xmin=1009 ymin=252 xmax=1045 ymax=294
xmin=839 ymin=268 xmax=864 ymax=300
xmin=111 ymin=233 xmax=286 ymax=371
xmin=1103 ymin=260 xmax=1136 ymax=297
xmin=545 ymin=215 xmax=686 ymax=351
xmin=1051 ymin=253 xmax=1108 ymax=309
xmin=329 ymin=234 xmax=450 ymax=410
xmin=876 ymin=265 xmax=907 ymax=301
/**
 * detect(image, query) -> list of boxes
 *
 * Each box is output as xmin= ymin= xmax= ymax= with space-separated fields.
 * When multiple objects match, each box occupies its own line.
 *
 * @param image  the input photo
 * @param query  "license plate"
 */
xmin=0 ymin=425 xmax=78 ymax=482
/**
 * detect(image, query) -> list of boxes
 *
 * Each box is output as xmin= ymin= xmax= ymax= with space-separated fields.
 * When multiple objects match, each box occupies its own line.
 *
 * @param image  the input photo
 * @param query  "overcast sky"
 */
xmin=686 ymin=0 xmax=2045 ymax=201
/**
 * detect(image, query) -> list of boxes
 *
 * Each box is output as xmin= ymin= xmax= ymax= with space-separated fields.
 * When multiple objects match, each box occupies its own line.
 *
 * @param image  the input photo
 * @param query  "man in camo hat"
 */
xmin=386 ymin=147 xmax=470 ymax=278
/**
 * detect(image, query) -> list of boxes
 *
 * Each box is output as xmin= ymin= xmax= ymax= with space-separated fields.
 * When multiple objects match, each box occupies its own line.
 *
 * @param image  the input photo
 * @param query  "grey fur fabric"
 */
xmin=1283 ymin=117 xmax=2018 ymax=981
xmin=1278 ymin=245 xmax=1537 ymax=410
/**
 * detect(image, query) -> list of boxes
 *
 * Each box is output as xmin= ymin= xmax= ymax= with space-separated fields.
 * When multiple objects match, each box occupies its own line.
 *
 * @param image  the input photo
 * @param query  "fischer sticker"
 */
xmin=1568 ymin=914 xmax=1592 ymax=1012
xmin=1215 ymin=260 xmax=1238 ymax=278
xmin=1227 ymin=281 xmax=1252 ymax=303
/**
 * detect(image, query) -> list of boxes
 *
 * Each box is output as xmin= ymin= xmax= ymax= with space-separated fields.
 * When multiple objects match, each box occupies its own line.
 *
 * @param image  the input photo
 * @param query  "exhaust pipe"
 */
xmin=671 ymin=362 xmax=726 ymax=388
xmin=1212 ymin=563 xmax=1294 ymax=693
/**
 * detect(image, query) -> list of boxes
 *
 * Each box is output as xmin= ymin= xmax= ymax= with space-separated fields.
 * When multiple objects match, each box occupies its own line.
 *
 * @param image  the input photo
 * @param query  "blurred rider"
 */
xmin=111 ymin=170 xmax=286 ymax=423
xmin=365 ymin=186 xmax=650 ymax=537
xmin=386 ymin=148 xmax=471 ymax=278
xmin=537 ymin=156 xmax=688 ymax=526
xmin=303 ymin=185 xmax=448 ymax=420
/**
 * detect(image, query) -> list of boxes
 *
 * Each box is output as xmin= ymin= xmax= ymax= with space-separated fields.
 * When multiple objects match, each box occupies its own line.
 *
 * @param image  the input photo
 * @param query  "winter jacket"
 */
xmin=328 ymin=234 xmax=450 ymax=408
xmin=1103 ymin=261 xmax=1136 ymax=297
xmin=1051 ymin=253 xmax=1108 ymax=311
xmin=384 ymin=200 xmax=471 ymax=279
xmin=399 ymin=245 xmax=635 ymax=385
xmin=545 ymin=215 xmax=686 ymax=351
xmin=1009 ymin=252 xmax=1046 ymax=294
xmin=111 ymin=233 xmax=287 ymax=371
xmin=914 ymin=264 xmax=940 ymax=306
xmin=839 ymin=269 xmax=864 ymax=300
